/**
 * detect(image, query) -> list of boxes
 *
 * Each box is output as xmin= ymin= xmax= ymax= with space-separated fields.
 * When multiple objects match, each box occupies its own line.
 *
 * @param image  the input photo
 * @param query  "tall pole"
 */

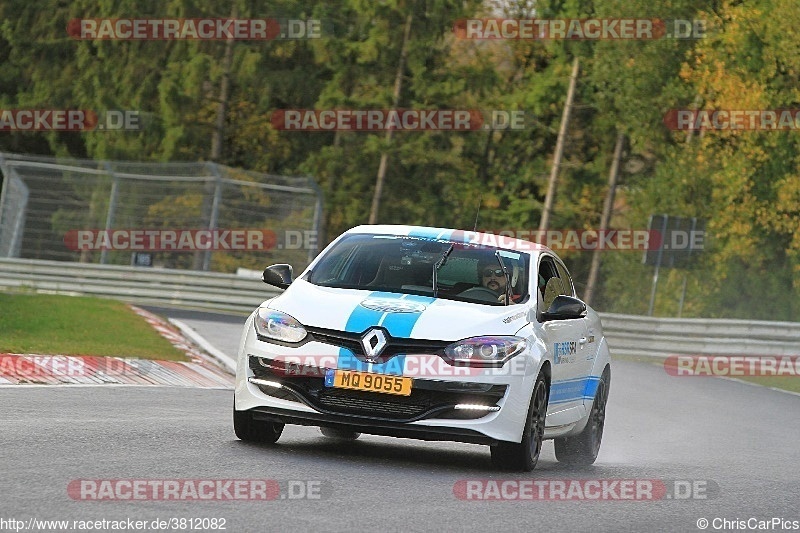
xmin=539 ymin=57 xmax=579 ymax=232
xmin=197 ymin=6 xmax=235 ymax=270
xmin=201 ymin=170 xmax=222 ymax=272
xmin=369 ymin=10 xmax=414 ymax=224
xmin=584 ymin=133 xmax=625 ymax=305
xmin=210 ymin=5 xmax=236 ymax=162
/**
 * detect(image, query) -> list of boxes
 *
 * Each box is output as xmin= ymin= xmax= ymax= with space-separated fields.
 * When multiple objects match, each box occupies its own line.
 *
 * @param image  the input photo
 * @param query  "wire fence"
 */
xmin=0 ymin=153 xmax=322 ymax=272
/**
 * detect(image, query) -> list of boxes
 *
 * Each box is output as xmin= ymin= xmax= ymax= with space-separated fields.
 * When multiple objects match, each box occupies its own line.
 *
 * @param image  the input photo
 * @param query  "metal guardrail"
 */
xmin=600 ymin=313 xmax=800 ymax=358
xmin=1 ymin=258 xmax=798 ymax=357
xmin=0 ymin=258 xmax=279 ymax=314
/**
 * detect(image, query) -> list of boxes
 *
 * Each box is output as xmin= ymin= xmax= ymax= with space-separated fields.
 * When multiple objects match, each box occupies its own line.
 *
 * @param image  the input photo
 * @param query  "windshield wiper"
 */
xmin=432 ymin=244 xmax=454 ymax=297
xmin=495 ymin=251 xmax=512 ymax=306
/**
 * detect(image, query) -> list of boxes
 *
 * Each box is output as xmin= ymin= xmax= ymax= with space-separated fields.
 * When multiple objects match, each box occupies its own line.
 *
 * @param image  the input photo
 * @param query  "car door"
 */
xmin=537 ymin=255 xmax=590 ymax=424
xmin=554 ymin=258 xmax=596 ymax=379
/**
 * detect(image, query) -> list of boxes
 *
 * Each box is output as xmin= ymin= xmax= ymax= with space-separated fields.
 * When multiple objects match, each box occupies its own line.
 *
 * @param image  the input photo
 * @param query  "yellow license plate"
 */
xmin=331 ymin=370 xmax=412 ymax=396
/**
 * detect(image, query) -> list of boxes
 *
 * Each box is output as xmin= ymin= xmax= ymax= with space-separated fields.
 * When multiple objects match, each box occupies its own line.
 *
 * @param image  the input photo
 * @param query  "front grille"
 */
xmin=305 ymin=326 xmax=451 ymax=363
xmin=249 ymin=356 xmax=506 ymax=422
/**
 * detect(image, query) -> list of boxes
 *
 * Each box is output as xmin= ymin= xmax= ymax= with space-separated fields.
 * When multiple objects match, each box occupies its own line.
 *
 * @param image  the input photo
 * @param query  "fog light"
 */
xmin=453 ymin=404 xmax=500 ymax=411
xmin=249 ymin=377 xmax=283 ymax=389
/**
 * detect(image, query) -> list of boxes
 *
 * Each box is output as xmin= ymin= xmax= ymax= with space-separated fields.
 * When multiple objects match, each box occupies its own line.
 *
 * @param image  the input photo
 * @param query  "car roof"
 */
xmin=345 ymin=224 xmax=555 ymax=256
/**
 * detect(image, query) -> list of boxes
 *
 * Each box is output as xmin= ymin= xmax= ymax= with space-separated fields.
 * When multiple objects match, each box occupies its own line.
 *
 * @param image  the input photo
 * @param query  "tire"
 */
xmin=319 ymin=427 xmax=361 ymax=440
xmin=554 ymin=367 xmax=610 ymax=465
xmin=233 ymin=407 xmax=284 ymax=444
xmin=490 ymin=372 xmax=549 ymax=472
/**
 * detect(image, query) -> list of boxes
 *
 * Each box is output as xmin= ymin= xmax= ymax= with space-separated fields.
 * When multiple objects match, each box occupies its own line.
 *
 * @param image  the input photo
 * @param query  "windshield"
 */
xmin=307 ymin=233 xmax=529 ymax=306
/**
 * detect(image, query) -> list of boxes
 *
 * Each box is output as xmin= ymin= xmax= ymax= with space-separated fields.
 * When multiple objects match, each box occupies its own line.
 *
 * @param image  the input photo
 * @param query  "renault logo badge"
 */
xmin=361 ymin=328 xmax=387 ymax=362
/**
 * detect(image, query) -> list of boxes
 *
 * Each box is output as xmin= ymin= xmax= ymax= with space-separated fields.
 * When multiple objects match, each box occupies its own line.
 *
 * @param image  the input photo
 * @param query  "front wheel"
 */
xmin=490 ymin=372 xmax=549 ymax=471
xmin=233 ymin=408 xmax=284 ymax=444
xmin=554 ymin=367 xmax=609 ymax=465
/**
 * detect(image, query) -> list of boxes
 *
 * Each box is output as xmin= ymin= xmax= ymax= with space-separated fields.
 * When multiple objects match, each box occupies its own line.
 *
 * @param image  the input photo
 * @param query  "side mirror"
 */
xmin=262 ymin=264 xmax=293 ymax=289
xmin=540 ymin=295 xmax=587 ymax=321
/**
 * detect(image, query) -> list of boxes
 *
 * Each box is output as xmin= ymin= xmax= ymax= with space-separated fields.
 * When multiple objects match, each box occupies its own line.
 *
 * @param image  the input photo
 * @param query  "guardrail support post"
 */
xmin=647 ymin=216 xmax=668 ymax=316
xmin=0 ymin=154 xmax=9 ymax=256
xmin=0 ymin=155 xmax=29 ymax=259
xmin=309 ymin=179 xmax=323 ymax=265
xmin=100 ymin=162 xmax=119 ymax=265
xmin=202 ymin=164 xmax=223 ymax=271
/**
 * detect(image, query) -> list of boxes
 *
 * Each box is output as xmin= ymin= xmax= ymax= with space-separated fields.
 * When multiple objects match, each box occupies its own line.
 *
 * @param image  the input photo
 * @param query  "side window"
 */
xmin=538 ymin=256 xmax=564 ymax=310
xmin=555 ymin=261 xmax=575 ymax=297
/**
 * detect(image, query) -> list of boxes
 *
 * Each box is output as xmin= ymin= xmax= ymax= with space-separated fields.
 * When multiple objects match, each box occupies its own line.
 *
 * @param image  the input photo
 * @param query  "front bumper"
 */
xmin=235 ymin=337 xmax=541 ymax=444
xmin=248 ymin=355 xmax=506 ymax=421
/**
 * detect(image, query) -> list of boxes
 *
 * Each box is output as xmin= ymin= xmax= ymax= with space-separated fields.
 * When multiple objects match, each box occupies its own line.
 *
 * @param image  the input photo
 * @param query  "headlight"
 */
xmin=254 ymin=308 xmax=307 ymax=343
xmin=444 ymin=336 xmax=527 ymax=366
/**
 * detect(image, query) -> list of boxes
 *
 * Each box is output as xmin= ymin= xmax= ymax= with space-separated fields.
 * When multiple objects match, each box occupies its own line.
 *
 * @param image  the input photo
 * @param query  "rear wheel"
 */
xmin=233 ymin=408 xmax=284 ymax=444
xmin=490 ymin=372 xmax=549 ymax=472
xmin=319 ymin=427 xmax=361 ymax=440
xmin=554 ymin=367 xmax=609 ymax=465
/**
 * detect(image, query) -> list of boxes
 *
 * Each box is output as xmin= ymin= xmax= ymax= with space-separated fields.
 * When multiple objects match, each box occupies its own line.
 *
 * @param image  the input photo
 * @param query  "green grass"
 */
xmin=613 ymin=353 xmax=800 ymax=395
xmin=0 ymin=293 xmax=187 ymax=360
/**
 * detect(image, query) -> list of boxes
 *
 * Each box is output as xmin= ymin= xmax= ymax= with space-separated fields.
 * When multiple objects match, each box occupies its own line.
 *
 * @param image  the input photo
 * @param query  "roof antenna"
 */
xmin=473 ymin=196 xmax=482 ymax=232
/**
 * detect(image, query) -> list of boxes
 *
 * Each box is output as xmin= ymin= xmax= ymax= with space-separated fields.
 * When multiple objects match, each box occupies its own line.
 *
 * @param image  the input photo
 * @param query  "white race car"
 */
xmin=234 ymin=225 xmax=611 ymax=471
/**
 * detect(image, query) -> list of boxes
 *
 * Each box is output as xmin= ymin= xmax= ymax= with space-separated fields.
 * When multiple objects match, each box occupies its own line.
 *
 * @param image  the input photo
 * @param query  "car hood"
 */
xmin=265 ymin=278 xmax=529 ymax=341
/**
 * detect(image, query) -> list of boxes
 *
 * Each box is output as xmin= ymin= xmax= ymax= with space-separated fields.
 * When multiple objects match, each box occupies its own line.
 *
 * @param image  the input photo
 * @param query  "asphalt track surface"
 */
xmin=1 ymin=308 xmax=798 ymax=533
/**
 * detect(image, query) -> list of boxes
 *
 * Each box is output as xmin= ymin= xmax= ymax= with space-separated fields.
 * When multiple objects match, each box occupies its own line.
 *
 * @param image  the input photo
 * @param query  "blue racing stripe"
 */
xmin=336 ymin=292 xmax=433 ymax=376
xmin=583 ymin=376 xmax=600 ymax=399
xmin=381 ymin=295 xmax=435 ymax=337
xmin=337 ymin=291 xmax=387 ymax=373
xmin=341 ymin=291 xmax=396 ymax=334
xmin=337 ymin=347 xmax=405 ymax=375
xmin=337 ymin=348 xmax=370 ymax=373
xmin=549 ymin=376 xmax=601 ymax=404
